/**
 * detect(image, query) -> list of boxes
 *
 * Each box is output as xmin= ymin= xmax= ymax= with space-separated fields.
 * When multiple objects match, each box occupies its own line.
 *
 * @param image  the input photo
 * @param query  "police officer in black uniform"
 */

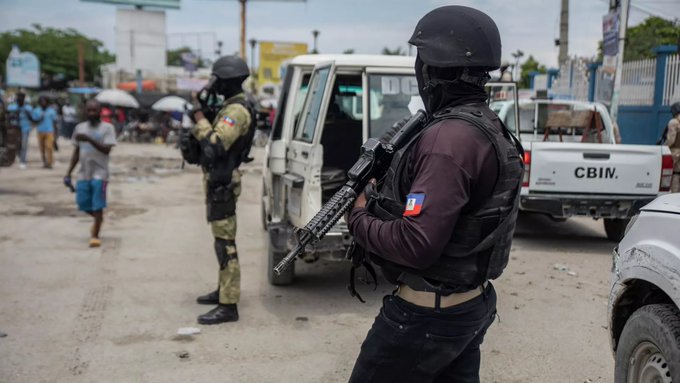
xmin=182 ymin=56 xmax=257 ymax=325
xmin=346 ymin=6 xmax=523 ymax=382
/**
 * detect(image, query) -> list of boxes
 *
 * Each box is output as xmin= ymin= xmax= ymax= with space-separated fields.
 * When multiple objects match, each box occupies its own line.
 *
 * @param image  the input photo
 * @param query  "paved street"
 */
xmin=1 ymin=141 xmax=614 ymax=383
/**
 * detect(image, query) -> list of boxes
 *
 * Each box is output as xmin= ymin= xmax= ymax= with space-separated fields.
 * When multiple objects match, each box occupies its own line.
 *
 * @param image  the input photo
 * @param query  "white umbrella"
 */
xmin=95 ymin=89 xmax=139 ymax=108
xmin=152 ymin=96 xmax=191 ymax=112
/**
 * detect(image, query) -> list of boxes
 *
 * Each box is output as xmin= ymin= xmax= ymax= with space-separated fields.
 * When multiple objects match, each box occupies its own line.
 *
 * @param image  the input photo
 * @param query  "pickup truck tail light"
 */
xmin=660 ymin=154 xmax=673 ymax=192
xmin=522 ymin=150 xmax=531 ymax=187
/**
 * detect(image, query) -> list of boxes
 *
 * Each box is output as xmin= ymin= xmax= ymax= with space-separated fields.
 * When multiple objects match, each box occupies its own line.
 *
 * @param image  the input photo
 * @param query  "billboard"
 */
xmin=258 ymin=41 xmax=308 ymax=86
xmin=81 ymin=0 xmax=180 ymax=9
xmin=115 ymin=8 xmax=167 ymax=76
xmin=602 ymin=10 xmax=619 ymax=57
xmin=5 ymin=45 xmax=40 ymax=88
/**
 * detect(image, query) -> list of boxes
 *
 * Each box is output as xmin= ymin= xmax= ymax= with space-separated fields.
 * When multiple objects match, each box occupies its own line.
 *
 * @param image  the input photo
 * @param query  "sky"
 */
xmin=1 ymin=0 xmax=679 ymax=69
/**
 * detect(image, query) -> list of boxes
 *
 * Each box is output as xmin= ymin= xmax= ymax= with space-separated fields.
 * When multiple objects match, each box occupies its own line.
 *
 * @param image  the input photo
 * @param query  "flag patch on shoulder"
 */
xmin=222 ymin=116 xmax=236 ymax=127
xmin=403 ymin=193 xmax=425 ymax=216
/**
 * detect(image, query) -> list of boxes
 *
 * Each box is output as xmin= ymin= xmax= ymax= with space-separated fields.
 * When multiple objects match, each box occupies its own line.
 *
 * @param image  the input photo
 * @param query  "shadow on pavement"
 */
xmin=513 ymin=212 xmax=615 ymax=253
xmin=261 ymin=259 xmax=391 ymax=318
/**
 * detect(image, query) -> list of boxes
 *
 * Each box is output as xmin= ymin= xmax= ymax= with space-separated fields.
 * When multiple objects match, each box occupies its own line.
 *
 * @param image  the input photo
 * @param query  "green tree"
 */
xmin=0 ymin=24 xmax=114 ymax=86
xmin=520 ymin=55 xmax=547 ymax=89
xmin=167 ymin=46 xmax=205 ymax=67
xmin=597 ymin=16 xmax=680 ymax=61
xmin=382 ymin=46 xmax=404 ymax=56
xmin=342 ymin=49 xmax=355 ymax=54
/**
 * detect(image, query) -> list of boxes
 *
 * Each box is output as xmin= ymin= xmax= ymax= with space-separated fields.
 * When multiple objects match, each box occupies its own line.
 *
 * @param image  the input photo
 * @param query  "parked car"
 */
xmin=261 ymin=54 xmax=417 ymax=285
xmin=608 ymin=193 xmax=680 ymax=382
xmin=490 ymin=91 xmax=673 ymax=241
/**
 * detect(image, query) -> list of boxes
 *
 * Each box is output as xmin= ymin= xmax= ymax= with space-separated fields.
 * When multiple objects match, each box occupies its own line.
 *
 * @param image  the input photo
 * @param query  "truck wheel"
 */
xmin=267 ymin=228 xmax=294 ymax=286
xmin=615 ymin=304 xmax=680 ymax=383
xmin=604 ymin=218 xmax=630 ymax=242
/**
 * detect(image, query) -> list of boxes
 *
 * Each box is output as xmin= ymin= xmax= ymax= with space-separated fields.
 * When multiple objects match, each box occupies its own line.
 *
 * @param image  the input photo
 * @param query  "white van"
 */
xmin=261 ymin=54 xmax=417 ymax=285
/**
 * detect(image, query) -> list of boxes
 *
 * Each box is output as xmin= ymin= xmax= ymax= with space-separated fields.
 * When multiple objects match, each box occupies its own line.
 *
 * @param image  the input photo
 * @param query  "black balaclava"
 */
xmin=215 ymin=76 xmax=247 ymax=100
xmin=415 ymin=54 xmax=489 ymax=115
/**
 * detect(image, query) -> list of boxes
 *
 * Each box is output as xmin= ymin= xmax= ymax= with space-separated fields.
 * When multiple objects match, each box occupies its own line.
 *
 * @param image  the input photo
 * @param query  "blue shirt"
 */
xmin=32 ymin=106 xmax=57 ymax=133
xmin=7 ymin=103 xmax=33 ymax=133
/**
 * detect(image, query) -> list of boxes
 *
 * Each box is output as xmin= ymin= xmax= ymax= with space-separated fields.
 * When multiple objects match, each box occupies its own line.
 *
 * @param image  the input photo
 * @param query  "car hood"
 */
xmin=640 ymin=193 xmax=680 ymax=215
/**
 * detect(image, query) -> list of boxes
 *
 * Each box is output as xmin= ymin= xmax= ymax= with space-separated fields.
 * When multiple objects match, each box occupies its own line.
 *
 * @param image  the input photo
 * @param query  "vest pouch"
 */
xmin=446 ymin=211 xmax=501 ymax=253
xmin=206 ymin=183 xmax=236 ymax=221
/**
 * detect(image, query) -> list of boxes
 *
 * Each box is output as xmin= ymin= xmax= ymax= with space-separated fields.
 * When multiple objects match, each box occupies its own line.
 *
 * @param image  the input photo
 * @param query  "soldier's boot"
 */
xmin=197 ymin=304 xmax=239 ymax=325
xmin=196 ymin=289 xmax=219 ymax=305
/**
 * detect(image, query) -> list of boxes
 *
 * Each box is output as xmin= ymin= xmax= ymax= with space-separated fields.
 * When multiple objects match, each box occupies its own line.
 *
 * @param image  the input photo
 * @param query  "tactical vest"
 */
xmin=670 ymin=118 xmax=680 ymax=149
xmin=367 ymin=104 xmax=524 ymax=293
xmin=203 ymin=96 xmax=257 ymax=186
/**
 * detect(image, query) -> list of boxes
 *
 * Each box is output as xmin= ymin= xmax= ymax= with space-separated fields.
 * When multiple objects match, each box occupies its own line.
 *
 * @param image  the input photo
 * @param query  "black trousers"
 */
xmin=349 ymin=283 xmax=497 ymax=383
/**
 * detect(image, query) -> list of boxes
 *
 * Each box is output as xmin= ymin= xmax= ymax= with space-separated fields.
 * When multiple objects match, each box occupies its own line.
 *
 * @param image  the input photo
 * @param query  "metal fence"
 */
xmin=663 ymin=53 xmax=680 ymax=105
xmin=619 ymin=58 xmax=656 ymax=106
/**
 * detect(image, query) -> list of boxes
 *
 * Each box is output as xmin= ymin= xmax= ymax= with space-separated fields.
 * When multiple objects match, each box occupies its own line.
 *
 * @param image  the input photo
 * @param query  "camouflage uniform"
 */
xmin=666 ymin=117 xmax=680 ymax=193
xmin=192 ymin=93 xmax=252 ymax=305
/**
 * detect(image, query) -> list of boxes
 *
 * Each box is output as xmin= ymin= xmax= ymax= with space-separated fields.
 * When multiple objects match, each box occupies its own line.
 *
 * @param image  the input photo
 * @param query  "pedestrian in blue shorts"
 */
xmin=64 ymin=100 xmax=117 ymax=247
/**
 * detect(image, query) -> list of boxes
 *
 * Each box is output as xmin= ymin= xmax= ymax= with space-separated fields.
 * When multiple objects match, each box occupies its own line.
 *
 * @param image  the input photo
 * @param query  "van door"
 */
xmin=263 ymin=65 xmax=312 ymax=225
xmin=285 ymin=62 xmax=335 ymax=228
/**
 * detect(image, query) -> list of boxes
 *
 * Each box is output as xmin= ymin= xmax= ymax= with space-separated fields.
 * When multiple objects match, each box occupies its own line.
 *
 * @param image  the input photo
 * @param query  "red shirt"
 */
xmin=101 ymin=107 xmax=113 ymax=123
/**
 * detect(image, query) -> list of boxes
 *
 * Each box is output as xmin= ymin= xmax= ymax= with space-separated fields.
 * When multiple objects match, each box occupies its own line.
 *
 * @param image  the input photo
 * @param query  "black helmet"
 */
xmin=672 ymin=101 xmax=680 ymax=116
xmin=409 ymin=6 xmax=501 ymax=69
xmin=212 ymin=55 xmax=249 ymax=80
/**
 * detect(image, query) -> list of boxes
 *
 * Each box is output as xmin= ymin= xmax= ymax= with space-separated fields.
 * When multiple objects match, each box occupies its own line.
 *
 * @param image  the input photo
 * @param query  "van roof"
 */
xmin=289 ymin=54 xmax=415 ymax=68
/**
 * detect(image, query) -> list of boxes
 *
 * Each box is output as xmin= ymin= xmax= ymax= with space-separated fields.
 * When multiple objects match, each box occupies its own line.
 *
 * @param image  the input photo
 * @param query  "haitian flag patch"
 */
xmin=403 ymin=193 xmax=425 ymax=216
xmin=223 ymin=116 xmax=236 ymax=127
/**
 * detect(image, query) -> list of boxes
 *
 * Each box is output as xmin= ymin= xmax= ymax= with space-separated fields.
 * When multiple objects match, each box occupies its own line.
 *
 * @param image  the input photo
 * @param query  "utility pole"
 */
xmin=239 ymin=0 xmax=246 ymax=59
xmin=249 ymin=38 xmax=257 ymax=75
xmin=78 ymin=41 xmax=85 ymax=86
xmin=311 ymin=30 xmax=319 ymax=54
xmin=558 ymin=0 xmax=569 ymax=65
xmin=610 ymin=0 xmax=631 ymax=123
xmin=208 ymin=0 xmax=306 ymax=60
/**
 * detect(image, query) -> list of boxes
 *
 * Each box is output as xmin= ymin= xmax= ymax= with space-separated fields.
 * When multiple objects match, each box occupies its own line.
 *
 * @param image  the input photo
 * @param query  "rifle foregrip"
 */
xmin=273 ymin=186 xmax=358 ymax=275
xmin=304 ymin=186 xmax=358 ymax=240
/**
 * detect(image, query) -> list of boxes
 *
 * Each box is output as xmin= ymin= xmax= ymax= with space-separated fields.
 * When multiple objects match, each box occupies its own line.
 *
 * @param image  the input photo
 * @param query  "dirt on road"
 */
xmin=0 ymin=141 xmax=614 ymax=383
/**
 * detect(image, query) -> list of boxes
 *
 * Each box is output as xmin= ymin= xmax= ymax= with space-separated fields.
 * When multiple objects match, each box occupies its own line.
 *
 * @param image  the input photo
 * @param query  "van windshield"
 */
xmin=368 ymin=74 xmax=419 ymax=138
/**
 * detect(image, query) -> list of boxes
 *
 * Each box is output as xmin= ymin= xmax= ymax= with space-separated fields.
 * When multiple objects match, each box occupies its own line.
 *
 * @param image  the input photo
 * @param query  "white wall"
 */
xmin=115 ymin=8 xmax=167 ymax=76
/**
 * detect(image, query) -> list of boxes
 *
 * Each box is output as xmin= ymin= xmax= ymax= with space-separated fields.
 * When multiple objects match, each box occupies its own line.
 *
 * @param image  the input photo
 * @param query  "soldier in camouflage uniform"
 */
xmin=185 ymin=56 xmax=256 ymax=325
xmin=667 ymin=102 xmax=680 ymax=193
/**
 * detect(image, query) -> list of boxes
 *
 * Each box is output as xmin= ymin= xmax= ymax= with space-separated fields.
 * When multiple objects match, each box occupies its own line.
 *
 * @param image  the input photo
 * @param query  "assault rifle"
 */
xmin=273 ymin=110 xmax=427 ymax=275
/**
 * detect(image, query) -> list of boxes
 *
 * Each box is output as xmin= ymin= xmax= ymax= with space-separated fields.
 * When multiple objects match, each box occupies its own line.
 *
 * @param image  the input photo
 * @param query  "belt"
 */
xmin=397 ymin=282 xmax=486 ymax=309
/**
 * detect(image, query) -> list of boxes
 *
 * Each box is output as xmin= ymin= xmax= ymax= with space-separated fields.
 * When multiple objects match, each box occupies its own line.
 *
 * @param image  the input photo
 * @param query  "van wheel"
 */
xmin=267 ymin=228 xmax=294 ymax=286
xmin=615 ymin=304 xmax=680 ymax=383
xmin=604 ymin=218 xmax=630 ymax=242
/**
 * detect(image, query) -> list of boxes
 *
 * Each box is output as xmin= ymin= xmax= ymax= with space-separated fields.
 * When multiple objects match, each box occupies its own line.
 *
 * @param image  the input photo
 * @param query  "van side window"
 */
xmin=271 ymin=71 xmax=310 ymax=141
xmin=295 ymin=67 xmax=331 ymax=143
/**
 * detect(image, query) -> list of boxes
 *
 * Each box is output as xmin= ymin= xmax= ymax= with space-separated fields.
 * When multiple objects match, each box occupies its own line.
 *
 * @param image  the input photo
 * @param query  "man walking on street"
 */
xmin=32 ymin=96 xmax=58 ymax=169
xmin=7 ymin=92 xmax=33 ymax=169
xmin=65 ymin=100 xmax=117 ymax=248
xmin=62 ymin=100 xmax=78 ymax=138
xmin=666 ymin=102 xmax=680 ymax=193
xmin=347 ymin=6 xmax=523 ymax=382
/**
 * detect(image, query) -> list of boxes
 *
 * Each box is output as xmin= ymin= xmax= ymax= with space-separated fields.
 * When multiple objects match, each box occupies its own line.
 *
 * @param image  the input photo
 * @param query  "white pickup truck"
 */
xmin=489 ymin=85 xmax=673 ymax=241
